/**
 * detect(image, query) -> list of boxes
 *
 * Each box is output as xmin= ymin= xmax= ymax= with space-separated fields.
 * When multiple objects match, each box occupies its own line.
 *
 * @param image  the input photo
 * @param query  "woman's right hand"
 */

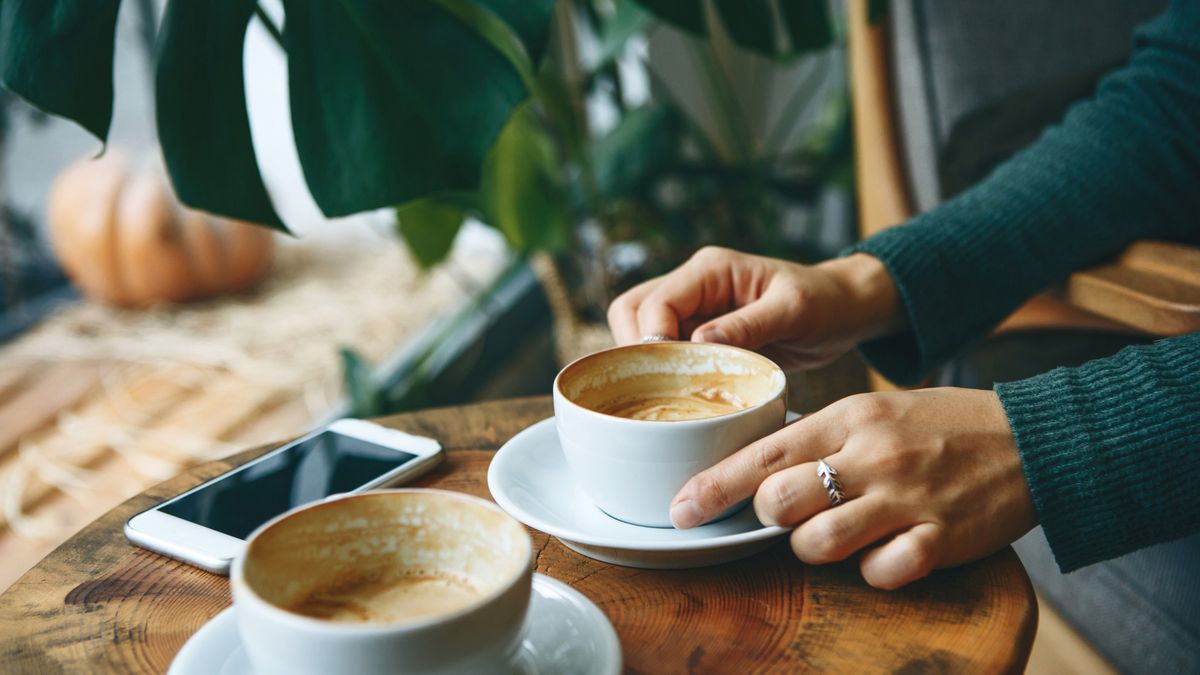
xmin=607 ymin=247 xmax=905 ymax=370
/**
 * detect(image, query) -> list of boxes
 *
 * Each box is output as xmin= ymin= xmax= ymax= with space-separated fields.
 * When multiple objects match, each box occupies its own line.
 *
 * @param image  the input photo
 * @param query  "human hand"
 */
xmin=670 ymin=388 xmax=1037 ymax=589
xmin=606 ymin=247 xmax=904 ymax=369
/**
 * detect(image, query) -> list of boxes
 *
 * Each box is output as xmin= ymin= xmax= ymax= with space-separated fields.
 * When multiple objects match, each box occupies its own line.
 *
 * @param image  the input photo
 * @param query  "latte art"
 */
xmin=286 ymin=571 xmax=483 ymax=624
xmin=595 ymin=387 xmax=749 ymax=421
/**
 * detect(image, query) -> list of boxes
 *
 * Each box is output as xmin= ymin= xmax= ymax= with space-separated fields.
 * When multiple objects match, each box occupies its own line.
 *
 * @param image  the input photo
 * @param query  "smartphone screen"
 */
xmin=159 ymin=431 xmax=417 ymax=540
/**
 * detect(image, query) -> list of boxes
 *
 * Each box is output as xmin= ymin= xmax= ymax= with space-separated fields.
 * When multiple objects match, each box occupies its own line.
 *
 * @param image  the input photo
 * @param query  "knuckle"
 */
xmin=692 ymin=472 xmax=732 ymax=511
xmin=798 ymin=517 xmax=848 ymax=564
xmin=721 ymin=313 xmax=763 ymax=344
xmin=754 ymin=474 xmax=793 ymax=524
xmin=865 ymin=445 xmax=909 ymax=476
xmin=840 ymin=393 xmax=890 ymax=426
xmin=634 ymin=297 xmax=663 ymax=325
xmin=777 ymin=284 xmax=809 ymax=315
xmin=905 ymin=534 xmax=937 ymax=576
xmin=863 ymin=568 xmax=899 ymax=591
xmin=606 ymin=298 xmax=626 ymax=323
xmin=753 ymin=438 xmax=790 ymax=474
xmin=692 ymin=245 xmax=730 ymax=264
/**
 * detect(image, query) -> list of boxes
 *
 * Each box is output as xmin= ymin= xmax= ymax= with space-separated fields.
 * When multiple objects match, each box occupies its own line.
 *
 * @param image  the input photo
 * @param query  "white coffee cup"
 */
xmin=230 ymin=489 xmax=533 ymax=675
xmin=553 ymin=342 xmax=787 ymax=527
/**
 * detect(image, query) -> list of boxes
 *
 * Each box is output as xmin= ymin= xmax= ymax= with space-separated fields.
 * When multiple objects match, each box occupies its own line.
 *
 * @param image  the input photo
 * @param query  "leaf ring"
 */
xmin=816 ymin=458 xmax=846 ymax=507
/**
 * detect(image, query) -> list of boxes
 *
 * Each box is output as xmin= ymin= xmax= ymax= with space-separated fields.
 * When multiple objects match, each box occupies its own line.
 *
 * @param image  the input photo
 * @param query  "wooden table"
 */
xmin=0 ymin=397 xmax=1037 ymax=673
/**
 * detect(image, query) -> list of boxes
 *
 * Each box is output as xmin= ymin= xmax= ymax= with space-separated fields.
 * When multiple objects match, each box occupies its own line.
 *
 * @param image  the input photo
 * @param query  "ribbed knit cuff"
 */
xmin=995 ymin=334 xmax=1200 ymax=572
xmin=845 ymin=222 xmax=970 ymax=385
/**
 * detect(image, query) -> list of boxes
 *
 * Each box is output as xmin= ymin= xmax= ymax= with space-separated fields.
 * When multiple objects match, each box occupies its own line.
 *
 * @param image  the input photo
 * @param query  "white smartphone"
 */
xmin=124 ymin=419 xmax=443 ymax=574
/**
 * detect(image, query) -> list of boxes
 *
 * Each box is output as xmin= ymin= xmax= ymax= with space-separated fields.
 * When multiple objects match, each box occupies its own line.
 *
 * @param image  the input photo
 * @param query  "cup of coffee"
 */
xmin=230 ymin=489 xmax=533 ymax=675
xmin=553 ymin=341 xmax=787 ymax=527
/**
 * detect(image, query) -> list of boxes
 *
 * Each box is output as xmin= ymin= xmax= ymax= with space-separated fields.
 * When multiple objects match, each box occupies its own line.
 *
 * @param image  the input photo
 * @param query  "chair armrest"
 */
xmin=1061 ymin=241 xmax=1200 ymax=336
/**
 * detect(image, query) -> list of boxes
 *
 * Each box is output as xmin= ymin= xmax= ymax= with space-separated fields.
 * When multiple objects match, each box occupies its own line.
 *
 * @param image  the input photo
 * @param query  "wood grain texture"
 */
xmin=0 ymin=397 xmax=1037 ymax=674
xmin=1064 ymin=240 xmax=1200 ymax=335
xmin=848 ymin=0 xmax=913 ymax=239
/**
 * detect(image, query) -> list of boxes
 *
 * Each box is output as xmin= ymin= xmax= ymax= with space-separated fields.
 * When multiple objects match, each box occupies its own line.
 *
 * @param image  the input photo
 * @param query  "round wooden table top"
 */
xmin=0 ymin=397 xmax=1036 ymax=674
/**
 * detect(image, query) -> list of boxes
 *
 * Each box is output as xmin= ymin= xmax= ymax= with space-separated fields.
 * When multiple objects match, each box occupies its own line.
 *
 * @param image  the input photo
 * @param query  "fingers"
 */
xmin=635 ymin=262 xmax=716 ymax=341
xmin=691 ymin=288 xmax=797 ymax=350
xmin=789 ymin=495 xmax=909 ymax=565
xmin=610 ymin=246 xmax=756 ymax=345
xmin=859 ymin=522 xmax=942 ymax=590
xmin=671 ymin=412 xmax=846 ymax=529
xmin=752 ymin=461 xmax=831 ymax=527
xmin=607 ymin=259 xmax=717 ymax=344
xmin=607 ymin=279 xmax=660 ymax=345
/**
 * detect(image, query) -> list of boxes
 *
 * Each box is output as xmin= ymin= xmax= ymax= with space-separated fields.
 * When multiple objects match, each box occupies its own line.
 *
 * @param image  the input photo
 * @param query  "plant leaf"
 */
xmin=434 ymin=0 xmax=536 ymax=93
xmin=481 ymin=102 xmax=568 ymax=252
xmin=156 ymin=0 xmax=286 ymax=231
xmin=778 ymin=0 xmax=833 ymax=53
xmin=282 ymin=0 xmax=554 ymax=218
xmin=713 ymin=1 xmax=776 ymax=55
xmin=339 ymin=347 xmax=382 ymax=418
xmin=0 ymin=0 xmax=121 ymax=141
xmin=636 ymin=0 xmax=831 ymax=58
xmin=591 ymin=0 xmax=653 ymax=71
xmin=395 ymin=198 xmax=467 ymax=269
xmin=631 ymin=0 xmax=707 ymax=36
xmin=592 ymin=104 xmax=681 ymax=200
xmin=477 ymin=0 xmax=556 ymax=66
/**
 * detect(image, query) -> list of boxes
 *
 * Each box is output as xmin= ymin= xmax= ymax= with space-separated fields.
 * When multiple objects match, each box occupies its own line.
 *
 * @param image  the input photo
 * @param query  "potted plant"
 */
xmin=0 ymin=0 xmax=851 ymax=389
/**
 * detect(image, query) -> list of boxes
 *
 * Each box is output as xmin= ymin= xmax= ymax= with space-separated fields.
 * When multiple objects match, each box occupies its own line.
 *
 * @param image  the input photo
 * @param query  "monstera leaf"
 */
xmin=0 ymin=0 xmax=556 ymax=231
xmin=156 ymin=0 xmax=284 ymax=230
xmin=632 ymin=0 xmax=833 ymax=58
xmin=0 ymin=1 xmax=122 ymax=141
xmin=281 ymin=0 xmax=552 ymax=219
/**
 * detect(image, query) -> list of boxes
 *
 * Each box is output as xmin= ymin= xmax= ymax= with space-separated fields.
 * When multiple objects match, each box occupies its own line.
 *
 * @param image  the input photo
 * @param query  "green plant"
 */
xmin=0 ymin=1 xmax=847 ymax=278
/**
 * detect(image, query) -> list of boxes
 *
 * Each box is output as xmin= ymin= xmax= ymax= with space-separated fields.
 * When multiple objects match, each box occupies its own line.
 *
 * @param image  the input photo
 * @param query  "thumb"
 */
xmin=691 ymin=296 xmax=794 ymax=350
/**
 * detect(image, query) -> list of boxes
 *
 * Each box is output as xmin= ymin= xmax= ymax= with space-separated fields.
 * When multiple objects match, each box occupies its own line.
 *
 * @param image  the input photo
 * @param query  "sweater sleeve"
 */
xmin=850 ymin=0 xmax=1200 ymax=385
xmin=994 ymin=333 xmax=1200 ymax=572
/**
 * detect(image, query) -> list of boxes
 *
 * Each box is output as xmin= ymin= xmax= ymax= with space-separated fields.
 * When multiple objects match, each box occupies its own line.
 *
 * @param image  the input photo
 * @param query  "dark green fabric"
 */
xmin=997 ymin=336 xmax=1200 ymax=571
xmin=849 ymin=0 xmax=1200 ymax=572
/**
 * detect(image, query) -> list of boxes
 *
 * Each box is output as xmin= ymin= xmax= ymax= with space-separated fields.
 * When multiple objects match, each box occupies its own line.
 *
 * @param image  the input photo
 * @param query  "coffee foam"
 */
xmin=240 ymin=492 xmax=530 ymax=626
xmin=286 ymin=571 xmax=483 ymax=624
xmin=559 ymin=343 xmax=783 ymax=421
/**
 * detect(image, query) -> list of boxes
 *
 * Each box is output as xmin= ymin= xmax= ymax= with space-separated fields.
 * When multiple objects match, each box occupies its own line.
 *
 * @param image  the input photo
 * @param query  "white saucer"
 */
xmin=168 ymin=574 xmax=621 ymax=675
xmin=487 ymin=417 xmax=791 ymax=569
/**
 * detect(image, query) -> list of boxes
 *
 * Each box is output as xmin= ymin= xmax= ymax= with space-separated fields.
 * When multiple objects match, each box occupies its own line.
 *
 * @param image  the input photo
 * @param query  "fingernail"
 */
xmin=694 ymin=326 xmax=726 ymax=344
xmin=670 ymin=500 xmax=704 ymax=529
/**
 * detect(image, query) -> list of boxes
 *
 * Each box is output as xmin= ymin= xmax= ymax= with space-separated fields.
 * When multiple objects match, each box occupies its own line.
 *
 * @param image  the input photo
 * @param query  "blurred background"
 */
xmin=0 ymin=0 xmax=859 ymax=590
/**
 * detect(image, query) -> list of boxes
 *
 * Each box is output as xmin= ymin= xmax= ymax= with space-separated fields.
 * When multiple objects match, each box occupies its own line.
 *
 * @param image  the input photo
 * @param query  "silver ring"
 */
xmin=640 ymin=334 xmax=674 ymax=343
xmin=816 ymin=459 xmax=846 ymax=506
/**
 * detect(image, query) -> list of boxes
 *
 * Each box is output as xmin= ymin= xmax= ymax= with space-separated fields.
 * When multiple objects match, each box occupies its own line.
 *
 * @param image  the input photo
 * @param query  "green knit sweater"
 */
xmin=851 ymin=0 xmax=1200 ymax=573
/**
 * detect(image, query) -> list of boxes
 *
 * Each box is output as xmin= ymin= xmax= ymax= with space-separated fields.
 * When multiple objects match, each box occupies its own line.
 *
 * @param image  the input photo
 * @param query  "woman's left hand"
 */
xmin=669 ymin=388 xmax=1038 ymax=589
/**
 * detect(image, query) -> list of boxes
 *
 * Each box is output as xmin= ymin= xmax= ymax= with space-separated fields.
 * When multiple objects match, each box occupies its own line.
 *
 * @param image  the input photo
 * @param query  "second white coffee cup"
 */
xmin=230 ymin=489 xmax=533 ymax=675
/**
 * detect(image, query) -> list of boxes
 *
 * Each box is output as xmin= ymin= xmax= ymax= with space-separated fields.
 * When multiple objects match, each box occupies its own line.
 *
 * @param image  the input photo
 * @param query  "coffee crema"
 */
xmin=239 ymin=491 xmax=530 ymax=631
xmin=286 ymin=571 xmax=483 ymax=624
xmin=565 ymin=360 xmax=779 ymax=422
xmin=592 ymin=386 xmax=749 ymax=421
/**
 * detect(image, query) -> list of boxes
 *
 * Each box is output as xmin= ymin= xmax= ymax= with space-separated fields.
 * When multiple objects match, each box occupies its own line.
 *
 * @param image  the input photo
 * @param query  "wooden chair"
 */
xmin=846 ymin=3 xmax=1200 ymax=672
xmin=847 ymin=0 xmax=1200 ymax=389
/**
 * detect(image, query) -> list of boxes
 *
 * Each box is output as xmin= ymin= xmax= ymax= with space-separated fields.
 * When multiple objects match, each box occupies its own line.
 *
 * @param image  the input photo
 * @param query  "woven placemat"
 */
xmin=0 ymin=233 xmax=505 ymax=541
